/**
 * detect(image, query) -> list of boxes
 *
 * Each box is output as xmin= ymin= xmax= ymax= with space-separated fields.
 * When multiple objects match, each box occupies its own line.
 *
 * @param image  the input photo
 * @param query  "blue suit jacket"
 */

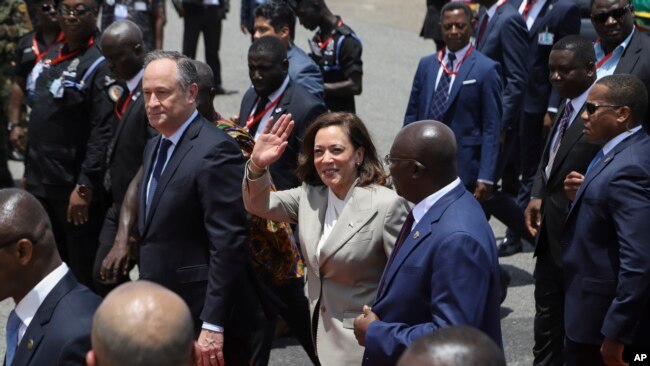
xmin=510 ymin=0 xmax=580 ymax=114
xmin=563 ymin=131 xmax=650 ymax=347
xmin=6 ymin=271 xmax=101 ymax=366
xmin=404 ymin=50 xmax=503 ymax=186
xmin=476 ymin=2 xmax=529 ymax=130
xmin=287 ymin=44 xmax=324 ymax=100
xmin=362 ymin=183 xmax=503 ymax=366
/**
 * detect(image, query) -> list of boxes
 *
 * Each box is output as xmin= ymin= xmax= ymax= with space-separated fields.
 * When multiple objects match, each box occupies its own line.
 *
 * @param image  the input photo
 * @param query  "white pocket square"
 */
xmin=462 ymin=79 xmax=477 ymax=85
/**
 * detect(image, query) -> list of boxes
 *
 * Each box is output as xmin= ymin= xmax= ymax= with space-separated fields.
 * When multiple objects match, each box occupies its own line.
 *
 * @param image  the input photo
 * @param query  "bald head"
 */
xmin=100 ymin=20 xmax=145 ymax=81
xmin=0 ymin=189 xmax=53 ymax=246
xmin=389 ymin=121 xmax=457 ymax=203
xmin=89 ymin=281 xmax=194 ymax=366
xmin=397 ymin=326 xmax=505 ymax=366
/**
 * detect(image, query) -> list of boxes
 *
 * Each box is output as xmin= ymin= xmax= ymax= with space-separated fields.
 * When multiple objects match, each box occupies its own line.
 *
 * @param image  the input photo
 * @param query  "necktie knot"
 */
xmin=447 ymin=53 xmax=456 ymax=69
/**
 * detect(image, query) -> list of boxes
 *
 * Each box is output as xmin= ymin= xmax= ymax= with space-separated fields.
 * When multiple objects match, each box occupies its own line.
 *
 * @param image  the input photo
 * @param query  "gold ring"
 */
xmin=210 ymin=356 xmax=216 ymax=359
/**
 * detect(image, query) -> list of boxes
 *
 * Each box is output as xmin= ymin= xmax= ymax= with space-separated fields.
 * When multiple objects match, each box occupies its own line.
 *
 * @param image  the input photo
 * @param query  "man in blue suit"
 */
xmin=504 ymin=0 xmax=580 ymax=255
xmin=353 ymin=121 xmax=503 ymax=366
xmin=474 ymin=0 xmax=533 ymax=257
xmin=404 ymin=2 xmax=502 ymax=202
xmin=562 ymin=74 xmax=650 ymax=365
xmin=0 ymin=188 xmax=101 ymax=366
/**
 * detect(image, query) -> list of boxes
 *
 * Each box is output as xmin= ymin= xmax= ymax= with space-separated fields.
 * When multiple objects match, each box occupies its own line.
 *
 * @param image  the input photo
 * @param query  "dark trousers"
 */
xmin=92 ymin=203 xmax=133 ymax=296
xmin=565 ymin=339 xmax=650 ymax=366
xmin=37 ymin=195 xmax=103 ymax=290
xmin=182 ymin=3 xmax=223 ymax=86
xmin=533 ymin=246 xmax=565 ymax=366
xmin=517 ymin=111 xmax=546 ymax=210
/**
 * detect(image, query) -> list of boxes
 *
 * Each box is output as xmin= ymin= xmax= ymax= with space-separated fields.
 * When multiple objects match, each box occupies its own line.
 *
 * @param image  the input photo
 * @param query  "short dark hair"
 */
xmin=296 ymin=112 xmax=389 ymax=188
xmin=590 ymin=0 xmax=632 ymax=10
xmin=255 ymin=1 xmax=297 ymax=41
xmin=597 ymin=74 xmax=648 ymax=126
xmin=248 ymin=35 xmax=288 ymax=62
xmin=144 ymin=50 xmax=198 ymax=92
xmin=552 ymin=35 xmax=596 ymax=65
xmin=440 ymin=2 xmax=473 ymax=23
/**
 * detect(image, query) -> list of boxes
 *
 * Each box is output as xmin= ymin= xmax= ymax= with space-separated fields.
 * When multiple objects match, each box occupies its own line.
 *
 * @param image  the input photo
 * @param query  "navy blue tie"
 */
xmin=147 ymin=138 xmax=173 ymax=210
xmin=5 ymin=310 xmax=21 ymax=366
xmin=430 ymin=53 xmax=456 ymax=121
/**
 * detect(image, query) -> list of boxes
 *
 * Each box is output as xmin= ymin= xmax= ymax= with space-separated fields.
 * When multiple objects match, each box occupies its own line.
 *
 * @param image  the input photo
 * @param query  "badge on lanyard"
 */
xmin=50 ymin=78 xmax=65 ymax=98
xmin=114 ymin=3 xmax=129 ymax=19
xmin=134 ymin=1 xmax=147 ymax=11
xmin=27 ymin=60 xmax=45 ymax=93
xmin=538 ymin=28 xmax=554 ymax=46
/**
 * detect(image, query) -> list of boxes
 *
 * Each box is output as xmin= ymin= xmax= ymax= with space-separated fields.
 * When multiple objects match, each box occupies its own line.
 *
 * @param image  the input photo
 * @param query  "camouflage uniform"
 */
xmin=0 ymin=0 xmax=32 ymax=187
xmin=101 ymin=0 xmax=164 ymax=51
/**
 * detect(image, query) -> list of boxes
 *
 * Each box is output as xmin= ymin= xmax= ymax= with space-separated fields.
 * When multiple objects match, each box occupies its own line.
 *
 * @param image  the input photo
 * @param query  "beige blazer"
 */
xmin=243 ymin=170 xmax=409 ymax=366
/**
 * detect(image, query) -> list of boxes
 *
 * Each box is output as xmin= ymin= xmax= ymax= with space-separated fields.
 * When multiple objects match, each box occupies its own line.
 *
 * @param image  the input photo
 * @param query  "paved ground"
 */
xmin=0 ymin=1 xmax=536 ymax=364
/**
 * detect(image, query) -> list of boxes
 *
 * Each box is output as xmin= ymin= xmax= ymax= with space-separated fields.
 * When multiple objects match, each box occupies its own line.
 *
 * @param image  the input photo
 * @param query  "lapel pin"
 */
xmin=413 ymin=231 xmax=420 ymax=239
xmin=275 ymin=107 xmax=283 ymax=114
xmin=27 ymin=339 xmax=34 ymax=350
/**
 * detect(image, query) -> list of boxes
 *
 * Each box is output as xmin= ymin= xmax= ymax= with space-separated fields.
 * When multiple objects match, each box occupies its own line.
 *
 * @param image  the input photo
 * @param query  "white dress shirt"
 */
xmin=434 ymin=43 xmax=472 ymax=94
xmin=411 ymin=178 xmax=462 ymax=230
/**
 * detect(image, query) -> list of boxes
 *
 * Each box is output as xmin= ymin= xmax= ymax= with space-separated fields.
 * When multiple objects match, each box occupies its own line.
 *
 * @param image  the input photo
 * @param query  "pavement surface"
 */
xmin=0 ymin=1 xmax=536 ymax=364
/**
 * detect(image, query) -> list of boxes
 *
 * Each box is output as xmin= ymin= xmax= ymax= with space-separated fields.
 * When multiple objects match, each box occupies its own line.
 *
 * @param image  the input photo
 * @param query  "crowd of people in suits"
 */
xmin=1 ymin=0 xmax=650 ymax=365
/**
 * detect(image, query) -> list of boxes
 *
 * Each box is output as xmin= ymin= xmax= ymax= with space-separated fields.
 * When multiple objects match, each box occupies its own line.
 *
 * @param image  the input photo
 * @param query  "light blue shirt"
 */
xmin=595 ymin=29 xmax=635 ymax=79
xmin=602 ymin=125 xmax=642 ymax=156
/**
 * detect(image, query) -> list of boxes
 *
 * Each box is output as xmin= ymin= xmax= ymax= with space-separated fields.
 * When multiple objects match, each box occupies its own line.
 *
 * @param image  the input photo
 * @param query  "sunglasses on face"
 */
xmin=57 ymin=4 xmax=94 ymax=17
xmin=585 ymin=102 xmax=624 ymax=115
xmin=40 ymin=3 xmax=56 ymax=12
xmin=591 ymin=4 xmax=631 ymax=24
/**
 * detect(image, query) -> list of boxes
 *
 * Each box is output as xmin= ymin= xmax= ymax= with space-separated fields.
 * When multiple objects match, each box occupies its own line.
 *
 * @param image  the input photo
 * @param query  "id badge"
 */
xmin=538 ymin=31 xmax=554 ymax=46
xmin=27 ymin=60 xmax=45 ymax=93
xmin=134 ymin=1 xmax=147 ymax=11
xmin=49 ymin=78 xmax=64 ymax=98
xmin=114 ymin=3 xmax=128 ymax=19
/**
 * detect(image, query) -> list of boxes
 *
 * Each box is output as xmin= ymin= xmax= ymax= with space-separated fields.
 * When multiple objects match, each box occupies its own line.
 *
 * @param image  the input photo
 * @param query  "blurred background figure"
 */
xmin=100 ymin=0 xmax=165 ymax=51
xmin=396 ymin=326 xmax=506 ymax=366
xmin=419 ymin=0 xmax=448 ymax=50
xmin=86 ymin=281 xmax=195 ymax=366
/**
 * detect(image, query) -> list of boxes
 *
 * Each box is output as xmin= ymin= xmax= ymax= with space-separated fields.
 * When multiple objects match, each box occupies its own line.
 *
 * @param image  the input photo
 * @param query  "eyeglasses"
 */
xmin=585 ymin=102 xmax=625 ymax=115
xmin=591 ymin=4 xmax=631 ymax=24
xmin=40 ymin=3 xmax=55 ymax=13
xmin=57 ymin=4 xmax=94 ymax=17
xmin=441 ymin=22 xmax=469 ymax=31
xmin=384 ymin=154 xmax=421 ymax=166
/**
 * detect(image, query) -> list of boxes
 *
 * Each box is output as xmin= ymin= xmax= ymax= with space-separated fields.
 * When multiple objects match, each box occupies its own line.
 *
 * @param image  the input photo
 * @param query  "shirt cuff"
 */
xmin=202 ymin=322 xmax=224 ymax=333
xmin=547 ymin=107 xmax=558 ymax=114
xmin=477 ymin=179 xmax=494 ymax=185
xmin=245 ymin=160 xmax=268 ymax=181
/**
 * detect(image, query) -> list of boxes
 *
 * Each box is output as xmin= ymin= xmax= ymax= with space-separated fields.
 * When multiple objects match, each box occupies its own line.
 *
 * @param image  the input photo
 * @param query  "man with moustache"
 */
xmin=524 ymin=35 xmax=600 ymax=366
xmin=563 ymin=74 xmax=650 ymax=365
xmin=92 ymin=20 xmax=156 ymax=295
xmin=23 ymin=0 xmax=117 ymax=289
xmin=239 ymin=35 xmax=327 ymax=191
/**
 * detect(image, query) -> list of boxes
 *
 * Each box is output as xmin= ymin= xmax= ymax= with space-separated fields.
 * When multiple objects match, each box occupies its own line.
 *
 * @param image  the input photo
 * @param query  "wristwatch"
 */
xmin=76 ymin=184 xmax=91 ymax=198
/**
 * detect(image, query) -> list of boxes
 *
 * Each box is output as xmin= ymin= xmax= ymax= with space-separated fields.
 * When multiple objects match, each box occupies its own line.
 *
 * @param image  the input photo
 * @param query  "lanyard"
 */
xmin=47 ymin=36 xmax=95 ymax=66
xmin=317 ymin=19 xmax=344 ymax=50
xmin=245 ymin=94 xmax=283 ymax=130
xmin=33 ymin=32 xmax=65 ymax=63
xmin=594 ymin=38 xmax=615 ymax=69
xmin=437 ymin=45 xmax=474 ymax=76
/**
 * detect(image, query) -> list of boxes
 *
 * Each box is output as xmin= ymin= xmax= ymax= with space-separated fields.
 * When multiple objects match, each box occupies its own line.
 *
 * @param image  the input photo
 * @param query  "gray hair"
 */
xmin=144 ymin=50 xmax=198 ymax=92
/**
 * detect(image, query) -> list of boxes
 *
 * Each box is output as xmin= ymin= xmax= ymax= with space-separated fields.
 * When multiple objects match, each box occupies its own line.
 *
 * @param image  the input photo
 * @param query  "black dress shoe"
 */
xmin=500 ymin=267 xmax=511 ymax=304
xmin=497 ymin=237 xmax=523 ymax=257
xmin=214 ymin=85 xmax=238 ymax=95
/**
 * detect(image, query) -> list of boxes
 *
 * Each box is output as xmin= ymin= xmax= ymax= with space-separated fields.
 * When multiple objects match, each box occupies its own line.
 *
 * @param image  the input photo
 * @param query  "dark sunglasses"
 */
xmin=591 ymin=4 xmax=632 ymax=24
xmin=585 ymin=102 xmax=624 ymax=115
xmin=40 ymin=3 xmax=56 ymax=12
xmin=57 ymin=4 xmax=94 ymax=17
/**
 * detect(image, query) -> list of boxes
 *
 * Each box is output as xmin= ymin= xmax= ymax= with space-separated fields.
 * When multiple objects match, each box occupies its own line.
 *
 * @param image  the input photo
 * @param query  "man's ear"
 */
xmin=187 ymin=83 xmax=199 ymax=104
xmin=279 ymin=26 xmax=291 ymax=42
xmin=15 ymin=238 xmax=33 ymax=266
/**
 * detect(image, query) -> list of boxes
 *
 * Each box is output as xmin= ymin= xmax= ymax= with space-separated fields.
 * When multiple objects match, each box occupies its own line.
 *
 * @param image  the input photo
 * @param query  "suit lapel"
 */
xmin=614 ymin=32 xmax=641 ymax=74
xmin=143 ymin=116 xmax=201 ymax=232
xmin=480 ymin=6 xmax=502 ymax=49
xmin=376 ymin=184 xmax=465 ymax=303
xmin=301 ymin=186 xmax=328 ymax=273
xmin=318 ymin=186 xmax=378 ymax=267
xmin=424 ymin=59 xmax=442 ymax=117
xmin=240 ymin=87 xmax=257 ymax=128
xmin=568 ymin=131 xmax=642 ymax=217
xmin=444 ymin=51 xmax=476 ymax=115
xmin=108 ymin=88 xmax=144 ymax=164
xmin=269 ymin=82 xmax=293 ymax=122
xmin=547 ymin=105 xmax=586 ymax=180
xmin=529 ymin=0 xmax=553 ymax=36
xmin=12 ymin=273 xmax=77 ymax=366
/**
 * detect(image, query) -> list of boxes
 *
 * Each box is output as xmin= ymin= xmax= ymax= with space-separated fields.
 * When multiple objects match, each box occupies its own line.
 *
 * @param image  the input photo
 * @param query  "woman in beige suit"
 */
xmin=243 ymin=112 xmax=409 ymax=365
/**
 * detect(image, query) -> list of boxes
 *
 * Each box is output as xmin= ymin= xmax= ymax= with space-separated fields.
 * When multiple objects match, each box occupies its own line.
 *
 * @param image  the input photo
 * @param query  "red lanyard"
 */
xmin=115 ymin=90 xmax=133 ymax=120
xmin=522 ymin=0 xmax=537 ymax=18
xmin=317 ymin=19 xmax=344 ymax=50
xmin=594 ymin=38 xmax=614 ymax=69
xmin=437 ymin=45 xmax=474 ymax=76
xmin=48 ymin=36 xmax=95 ymax=66
xmin=33 ymin=32 xmax=65 ymax=63
xmin=245 ymin=94 xmax=283 ymax=130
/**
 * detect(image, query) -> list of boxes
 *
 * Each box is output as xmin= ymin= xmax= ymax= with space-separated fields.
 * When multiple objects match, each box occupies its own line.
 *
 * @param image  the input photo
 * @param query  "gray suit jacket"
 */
xmin=243 ymin=170 xmax=410 ymax=365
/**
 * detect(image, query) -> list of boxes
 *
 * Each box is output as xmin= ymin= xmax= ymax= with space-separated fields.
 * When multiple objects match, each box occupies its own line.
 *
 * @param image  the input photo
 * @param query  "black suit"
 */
xmin=7 ymin=271 xmax=101 ymax=366
xmin=138 ymin=114 xmax=266 ymax=364
xmin=92 ymin=82 xmax=157 ymax=295
xmin=530 ymin=101 xmax=599 ymax=366
xmin=612 ymin=31 xmax=650 ymax=125
xmin=239 ymin=80 xmax=327 ymax=191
